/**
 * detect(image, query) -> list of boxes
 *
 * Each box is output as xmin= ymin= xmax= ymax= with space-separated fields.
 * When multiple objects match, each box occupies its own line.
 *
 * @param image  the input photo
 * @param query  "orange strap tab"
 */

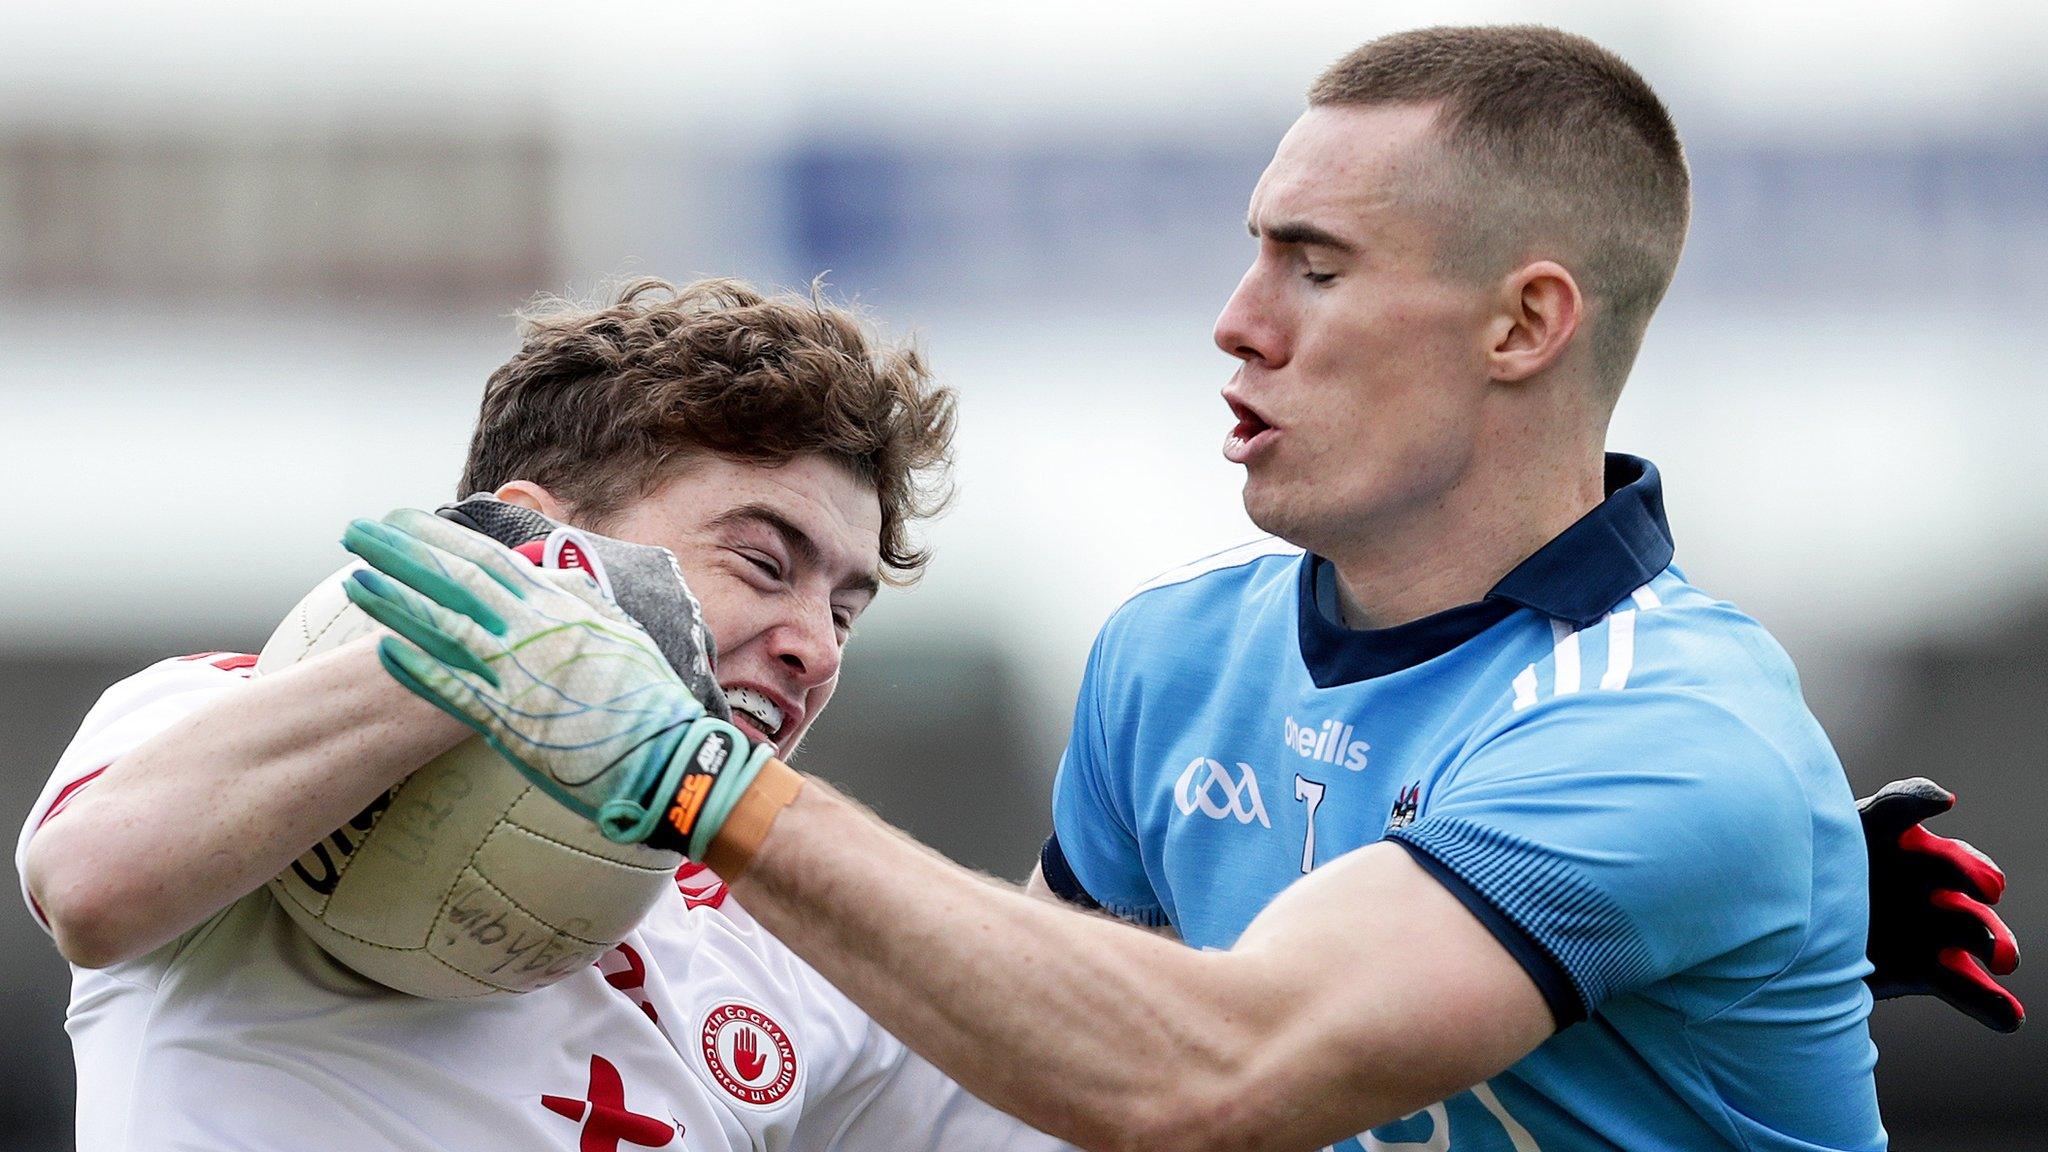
xmin=704 ymin=757 xmax=805 ymax=880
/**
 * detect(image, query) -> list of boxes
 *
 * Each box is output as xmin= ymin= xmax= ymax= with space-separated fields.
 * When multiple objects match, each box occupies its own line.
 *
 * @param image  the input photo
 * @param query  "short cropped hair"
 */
xmin=1310 ymin=25 xmax=1690 ymax=388
xmin=459 ymin=276 xmax=955 ymax=583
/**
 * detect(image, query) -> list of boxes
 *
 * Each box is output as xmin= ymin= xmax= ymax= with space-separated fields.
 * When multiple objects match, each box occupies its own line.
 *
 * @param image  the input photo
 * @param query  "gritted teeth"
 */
xmin=724 ymin=686 xmax=785 ymax=737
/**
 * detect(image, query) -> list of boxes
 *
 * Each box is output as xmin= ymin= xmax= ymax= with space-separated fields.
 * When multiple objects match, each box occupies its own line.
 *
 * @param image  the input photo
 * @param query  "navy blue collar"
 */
xmin=1297 ymin=454 xmax=1674 ymax=687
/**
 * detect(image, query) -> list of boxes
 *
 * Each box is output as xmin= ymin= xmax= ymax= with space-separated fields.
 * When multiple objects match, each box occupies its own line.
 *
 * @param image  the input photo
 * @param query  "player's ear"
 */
xmin=492 ymin=480 xmax=571 ymax=522
xmin=1486 ymin=260 xmax=1583 ymax=384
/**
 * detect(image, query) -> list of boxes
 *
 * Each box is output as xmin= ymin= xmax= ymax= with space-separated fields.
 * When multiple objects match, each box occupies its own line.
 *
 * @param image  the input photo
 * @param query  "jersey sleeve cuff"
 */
xmin=1390 ymin=816 xmax=1662 ymax=1020
xmin=1390 ymin=834 xmax=1582 ymax=1029
xmin=1039 ymin=833 xmax=1171 ymax=929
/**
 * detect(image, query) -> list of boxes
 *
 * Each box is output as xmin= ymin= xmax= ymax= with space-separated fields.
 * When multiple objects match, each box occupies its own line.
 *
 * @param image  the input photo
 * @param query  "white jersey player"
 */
xmin=18 ymin=278 xmax=1067 ymax=1151
xmin=19 ymin=652 xmax=1061 ymax=1152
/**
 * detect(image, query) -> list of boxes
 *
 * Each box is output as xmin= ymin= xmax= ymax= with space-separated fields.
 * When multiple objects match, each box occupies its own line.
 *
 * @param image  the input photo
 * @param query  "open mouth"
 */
xmin=1223 ymin=396 xmax=1277 ymax=463
xmin=724 ymin=686 xmax=787 ymax=745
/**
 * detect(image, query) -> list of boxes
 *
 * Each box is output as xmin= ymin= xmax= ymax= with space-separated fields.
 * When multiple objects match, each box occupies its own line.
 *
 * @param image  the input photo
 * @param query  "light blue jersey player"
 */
xmin=1044 ymin=455 xmax=1885 ymax=1150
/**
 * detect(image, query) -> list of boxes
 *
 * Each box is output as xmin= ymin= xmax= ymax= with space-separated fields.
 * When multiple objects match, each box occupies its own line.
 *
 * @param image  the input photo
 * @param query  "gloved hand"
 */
xmin=1859 ymin=777 xmax=2023 ymax=1032
xmin=432 ymin=494 xmax=728 ymax=717
xmin=341 ymin=506 xmax=773 ymax=859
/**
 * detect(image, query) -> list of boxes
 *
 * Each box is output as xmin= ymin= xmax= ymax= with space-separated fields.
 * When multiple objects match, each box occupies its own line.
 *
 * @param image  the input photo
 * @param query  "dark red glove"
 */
xmin=1859 ymin=777 xmax=2023 ymax=1033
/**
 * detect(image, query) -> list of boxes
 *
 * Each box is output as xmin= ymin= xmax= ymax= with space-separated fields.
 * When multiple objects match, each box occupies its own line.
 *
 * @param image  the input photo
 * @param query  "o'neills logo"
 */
xmin=1283 ymin=715 xmax=1369 ymax=771
xmin=700 ymin=1001 xmax=798 ymax=1107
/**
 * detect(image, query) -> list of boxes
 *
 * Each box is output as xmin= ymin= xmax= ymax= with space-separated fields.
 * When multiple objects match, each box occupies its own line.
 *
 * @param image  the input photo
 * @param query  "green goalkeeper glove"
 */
xmin=340 ymin=507 xmax=773 ymax=858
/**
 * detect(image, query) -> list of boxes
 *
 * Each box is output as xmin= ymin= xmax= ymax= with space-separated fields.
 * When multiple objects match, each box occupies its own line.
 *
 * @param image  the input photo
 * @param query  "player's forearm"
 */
xmin=24 ymin=637 xmax=467 ymax=967
xmin=733 ymin=780 xmax=1335 ymax=1152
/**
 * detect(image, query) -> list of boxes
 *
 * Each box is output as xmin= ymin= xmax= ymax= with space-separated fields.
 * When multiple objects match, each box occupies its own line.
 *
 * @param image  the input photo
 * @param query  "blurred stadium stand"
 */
xmin=0 ymin=129 xmax=556 ymax=302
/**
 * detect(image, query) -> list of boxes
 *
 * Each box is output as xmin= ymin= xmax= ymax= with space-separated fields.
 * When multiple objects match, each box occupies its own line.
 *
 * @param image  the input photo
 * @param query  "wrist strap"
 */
xmin=704 ymin=758 xmax=804 ymax=880
xmin=636 ymin=718 xmax=753 ymax=855
xmin=686 ymin=742 xmax=772 ymax=860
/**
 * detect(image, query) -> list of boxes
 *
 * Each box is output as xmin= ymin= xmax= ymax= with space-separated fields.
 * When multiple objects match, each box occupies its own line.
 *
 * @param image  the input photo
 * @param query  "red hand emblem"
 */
xmin=732 ymin=1027 xmax=767 ymax=1081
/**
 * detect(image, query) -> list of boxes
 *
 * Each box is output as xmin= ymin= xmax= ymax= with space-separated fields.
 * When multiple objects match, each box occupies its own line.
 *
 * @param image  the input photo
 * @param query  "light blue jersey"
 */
xmin=1044 ymin=456 xmax=1883 ymax=1151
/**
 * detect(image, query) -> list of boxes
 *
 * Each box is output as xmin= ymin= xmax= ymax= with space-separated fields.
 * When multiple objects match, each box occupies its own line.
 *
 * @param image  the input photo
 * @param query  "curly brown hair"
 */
xmin=458 ymin=276 xmax=955 ymax=582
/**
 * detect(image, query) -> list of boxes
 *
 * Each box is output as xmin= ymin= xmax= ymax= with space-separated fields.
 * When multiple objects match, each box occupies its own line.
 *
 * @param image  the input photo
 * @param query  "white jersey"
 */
xmin=17 ymin=655 xmax=1068 ymax=1152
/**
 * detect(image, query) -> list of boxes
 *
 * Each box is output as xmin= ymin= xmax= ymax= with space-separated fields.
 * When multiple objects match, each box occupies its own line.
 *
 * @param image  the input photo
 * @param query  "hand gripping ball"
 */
xmin=259 ymin=499 xmax=725 ymax=998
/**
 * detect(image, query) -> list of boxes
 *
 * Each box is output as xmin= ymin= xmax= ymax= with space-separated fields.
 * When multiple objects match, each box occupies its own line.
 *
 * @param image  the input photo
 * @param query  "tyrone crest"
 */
xmin=700 ymin=1001 xmax=799 ymax=1108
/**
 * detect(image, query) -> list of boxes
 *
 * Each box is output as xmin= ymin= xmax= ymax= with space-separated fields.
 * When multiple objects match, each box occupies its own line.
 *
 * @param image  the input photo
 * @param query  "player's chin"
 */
xmin=1240 ymin=474 xmax=1307 ymax=540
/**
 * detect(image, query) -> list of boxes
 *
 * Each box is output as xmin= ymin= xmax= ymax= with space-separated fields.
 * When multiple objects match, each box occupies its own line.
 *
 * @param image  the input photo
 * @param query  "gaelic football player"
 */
xmin=19 ymin=279 xmax=1066 ymax=1151
xmin=338 ymin=26 xmax=2023 ymax=1152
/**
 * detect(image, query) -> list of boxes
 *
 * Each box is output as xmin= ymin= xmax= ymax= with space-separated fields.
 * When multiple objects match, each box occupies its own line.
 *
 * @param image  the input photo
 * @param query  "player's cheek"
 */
xmin=690 ymin=573 xmax=761 ymax=663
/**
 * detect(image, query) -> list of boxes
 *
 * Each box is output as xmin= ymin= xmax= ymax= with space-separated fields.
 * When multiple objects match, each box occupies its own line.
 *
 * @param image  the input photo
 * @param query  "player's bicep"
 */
xmin=1233 ymin=843 xmax=1552 ymax=1134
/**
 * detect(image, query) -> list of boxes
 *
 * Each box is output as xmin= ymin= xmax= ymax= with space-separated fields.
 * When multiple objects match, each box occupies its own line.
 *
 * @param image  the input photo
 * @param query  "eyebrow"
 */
xmin=709 ymin=502 xmax=881 ymax=601
xmin=1247 ymin=217 xmax=1357 ymax=253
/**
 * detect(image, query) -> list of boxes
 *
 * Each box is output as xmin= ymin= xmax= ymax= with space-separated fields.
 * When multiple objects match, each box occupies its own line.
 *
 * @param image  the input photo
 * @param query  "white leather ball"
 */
xmin=258 ymin=566 xmax=680 ymax=999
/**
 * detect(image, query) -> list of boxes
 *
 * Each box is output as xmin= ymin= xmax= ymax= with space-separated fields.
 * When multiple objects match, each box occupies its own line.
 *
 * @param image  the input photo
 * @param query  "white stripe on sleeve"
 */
xmin=1550 ymin=618 xmax=1582 ymax=697
xmin=1511 ymin=664 xmax=1539 ymax=711
xmin=1600 ymin=610 xmax=1638 ymax=690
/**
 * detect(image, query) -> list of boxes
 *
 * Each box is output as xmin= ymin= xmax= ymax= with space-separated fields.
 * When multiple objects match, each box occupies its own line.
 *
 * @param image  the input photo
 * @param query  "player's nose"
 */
xmin=1213 ymin=263 xmax=1285 ymax=367
xmin=768 ymin=604 xmax=841 ymax=689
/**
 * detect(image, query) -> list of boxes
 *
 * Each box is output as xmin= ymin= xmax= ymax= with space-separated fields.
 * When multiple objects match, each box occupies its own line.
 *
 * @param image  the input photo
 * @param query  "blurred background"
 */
xmin=2 ymin=0 xmax=2043 ymax=1147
